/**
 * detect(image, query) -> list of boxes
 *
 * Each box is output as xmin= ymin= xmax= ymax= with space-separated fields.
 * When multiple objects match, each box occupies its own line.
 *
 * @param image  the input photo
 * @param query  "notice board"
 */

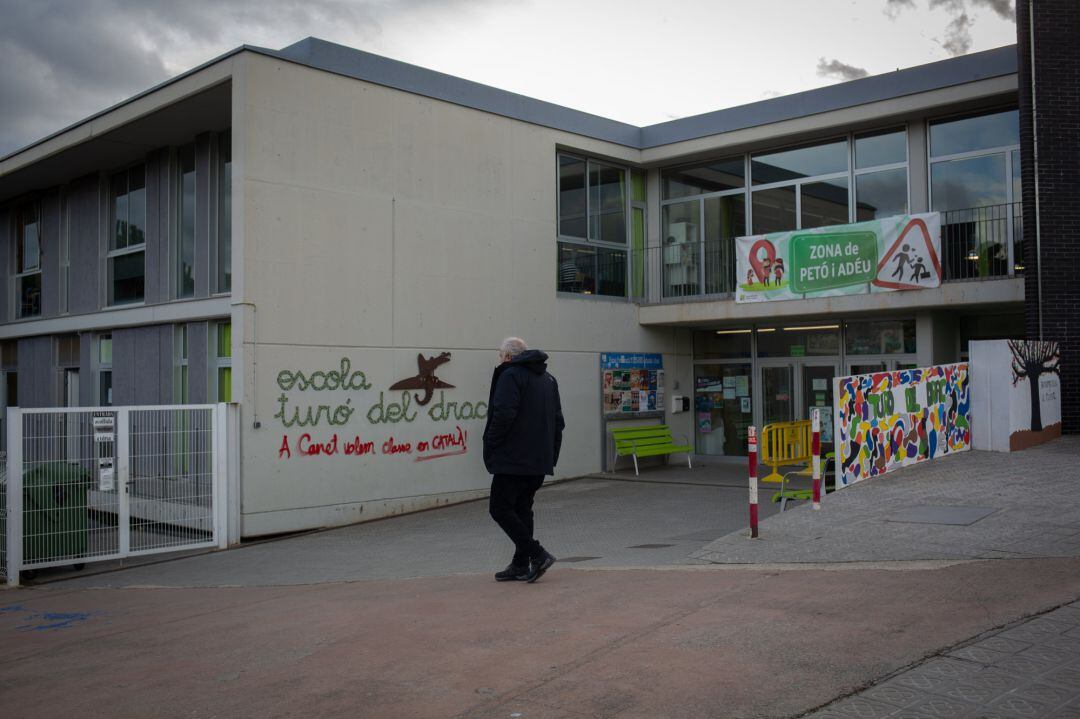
xmin=601 ymin=353 xmax=664 ymax=417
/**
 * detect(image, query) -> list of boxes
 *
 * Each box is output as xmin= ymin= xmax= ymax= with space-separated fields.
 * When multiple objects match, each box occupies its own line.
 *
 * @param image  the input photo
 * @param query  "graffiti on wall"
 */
xmin=1009 ymin=340 xmax=1060 ymax=433
xmin=273 ymin=355 xmax=487 ymax=462
xmin=834 ymin=363 xmax=970 ymax=488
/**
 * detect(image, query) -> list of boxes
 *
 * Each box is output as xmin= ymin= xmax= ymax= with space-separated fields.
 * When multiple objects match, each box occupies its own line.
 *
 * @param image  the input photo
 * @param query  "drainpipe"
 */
xmin=1029 ymin=0 xmax=1044 ymax=340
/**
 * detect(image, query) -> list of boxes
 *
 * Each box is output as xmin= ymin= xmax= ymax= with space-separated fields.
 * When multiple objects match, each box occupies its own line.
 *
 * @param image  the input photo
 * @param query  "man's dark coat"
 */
xmin=483 ymin=349 xmax=565 ymax=476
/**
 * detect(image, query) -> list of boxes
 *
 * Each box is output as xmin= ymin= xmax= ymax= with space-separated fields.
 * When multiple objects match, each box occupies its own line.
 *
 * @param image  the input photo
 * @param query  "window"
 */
xmin=217 ymin=133 xmax=232 ymax=293
xmin=16 ymin=201 xmax=42 ymax=317
xmin=854 ymin=128 xmax=908 ymax=221
xmin=214 ymin=321 xmax=232 ymax=402
xmin=751 ymin=139 xmax=849 ymax=233
xmin=175 ymin=325 xmax=189 ymax=403
xmin=177 ymin=145 xmax=196 ymax=298
xmin=98 ymin=334 xmax=112 ymax=406
xmin=844 ymin=319 xmax=916 ymax=355
xmin=109 ymin=165 xmax=146 ymax=305
xmin=660 ymin=156 xmax=746 ymax=298
xmin=557 ymin=153 xmax=629 ymax=297
xmin=929 ymin=109 xmax=1020 ymax=280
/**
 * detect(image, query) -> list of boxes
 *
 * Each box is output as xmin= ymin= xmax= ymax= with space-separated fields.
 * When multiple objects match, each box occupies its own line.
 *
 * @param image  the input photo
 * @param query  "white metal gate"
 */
xmin=2 ymin=404 xmax=228 ymax=587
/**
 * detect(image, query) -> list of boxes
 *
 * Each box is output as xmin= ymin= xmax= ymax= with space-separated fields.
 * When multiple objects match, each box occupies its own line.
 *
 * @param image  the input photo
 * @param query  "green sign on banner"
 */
xmin=735 ymin=213 xmax=943 ymax=304
xmin=789 ymin=231 xmax=877 ymax=293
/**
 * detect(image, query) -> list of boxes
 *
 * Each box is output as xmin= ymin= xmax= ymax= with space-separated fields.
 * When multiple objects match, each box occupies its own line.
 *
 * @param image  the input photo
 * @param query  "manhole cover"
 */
xmin=886 ymin=506 xmax=997 ymax=526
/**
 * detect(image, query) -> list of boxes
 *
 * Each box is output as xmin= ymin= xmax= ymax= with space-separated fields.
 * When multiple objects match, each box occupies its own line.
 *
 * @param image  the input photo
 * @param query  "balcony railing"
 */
xmin=634 ymin=203 xmax=1023 ymax=302
xmin=939 ymin=202 xmax=1023 ymax=281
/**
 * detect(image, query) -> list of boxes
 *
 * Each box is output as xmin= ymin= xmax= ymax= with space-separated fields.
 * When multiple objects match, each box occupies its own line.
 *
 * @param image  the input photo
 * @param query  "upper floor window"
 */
xmin=854 ymin=128 xmax=908 ymax=221
xmin=930 ymin=109 xmax=1021 ymax=280
xmin=660 ymin=156 xmax=746 ymax=298
xmin=109 ymin=165 xmax=146 ymax=305
xmin=751 ymin=138 xmax=849 ymax=232
xmin=174 ymin=324 xmax=189 ymax=403
xmin=217 ymin=134 xmax=232 ymax=294
xmin=15 ymin=200 xmax=42 ymax=317
xmin=177 ymin=145 xmax=196 ymax=298
xmin=557 ymin=153 xmax=631 ymax=298
xmin=929 ymin=109 xmax=1019 ymax=213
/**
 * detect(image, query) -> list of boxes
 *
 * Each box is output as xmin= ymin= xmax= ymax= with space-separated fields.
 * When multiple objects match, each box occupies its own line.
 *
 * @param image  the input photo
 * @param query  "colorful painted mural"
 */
xmin=833 ymin=363 xmax=971 ymax=488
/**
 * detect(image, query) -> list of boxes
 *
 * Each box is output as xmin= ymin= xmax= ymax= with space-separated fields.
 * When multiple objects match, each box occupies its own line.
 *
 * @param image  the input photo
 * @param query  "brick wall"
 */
xmin=1017 ymin=0 xmax=1080 ymax=432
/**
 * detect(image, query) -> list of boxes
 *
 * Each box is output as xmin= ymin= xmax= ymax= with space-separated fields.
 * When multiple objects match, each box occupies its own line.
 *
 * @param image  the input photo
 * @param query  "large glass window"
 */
xmin=109 ymin=165 xmax=146 ymax=305
xmin=929 ymin=109 xmax=1020 ymax=280
xmin=751 ymin=140 xmax=847 ymax=184
xmin=177 ymin=145 xmax=196 ymax=298
xmin=660 ymin=156 xmax=746 ymax=298
xmin=854 ymin=128 xmax=908 ymax=221
xmin=217 ymin=133 xmax=232 ymax=293
xmin=750 ymin=186 xmax=797 ymax=234
xmin=930 ymin=109 xmax=1019 ymax=157
xmin=750 ymin=138 xmax=852 ymax=234
xmin=844 ymin=319 xmax=916 ymax=355
xmin=801 ymin=178 xmax=849 ymax=229
xmin=557 ymin=153 xmax=630 ymax=297
xmin=16 ymin=201 xmax=42 ymax=317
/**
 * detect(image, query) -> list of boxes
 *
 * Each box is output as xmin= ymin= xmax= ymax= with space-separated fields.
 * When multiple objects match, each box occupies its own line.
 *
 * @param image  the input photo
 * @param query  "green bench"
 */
xmin=611 ymin=425 xmax=692 ymax=476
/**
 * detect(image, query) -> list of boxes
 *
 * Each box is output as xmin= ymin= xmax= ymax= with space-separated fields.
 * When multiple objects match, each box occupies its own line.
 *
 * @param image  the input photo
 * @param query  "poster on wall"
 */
xmin=601 ymin=353 xmax=664 ymax=417
xmin=969 ymin=340 xmax=1061 ymax=452
xmin=833 ymin=363 xmax=970 ymax=488
xmin=736 ymin=213 xmax=941 ymax=304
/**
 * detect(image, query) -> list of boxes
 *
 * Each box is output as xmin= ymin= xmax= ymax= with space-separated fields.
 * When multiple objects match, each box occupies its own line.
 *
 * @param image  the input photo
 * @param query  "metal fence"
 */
xmin=940 ymin=202 xmax=1023 ymax=281
xmin=609 ymin=203 xmax=1024 ymax=303
xmin=2 ymin=404 xmax=227 ymax=586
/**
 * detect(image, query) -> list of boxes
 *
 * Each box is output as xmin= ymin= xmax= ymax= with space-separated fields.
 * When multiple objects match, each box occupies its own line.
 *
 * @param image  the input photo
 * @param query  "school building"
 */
xmin=0 ymin=29 xmax=1065 ymax=538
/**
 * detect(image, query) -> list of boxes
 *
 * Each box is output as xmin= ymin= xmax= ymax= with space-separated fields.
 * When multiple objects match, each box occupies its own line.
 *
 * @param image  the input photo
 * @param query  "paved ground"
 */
xmin=2 ymin=439 xmax=1080 ymax=718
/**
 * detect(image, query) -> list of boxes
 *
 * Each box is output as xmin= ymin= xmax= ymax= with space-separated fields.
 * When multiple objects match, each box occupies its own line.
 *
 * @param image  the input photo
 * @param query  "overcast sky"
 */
xmin=0 ymin=0 xmax=1017 ymax=156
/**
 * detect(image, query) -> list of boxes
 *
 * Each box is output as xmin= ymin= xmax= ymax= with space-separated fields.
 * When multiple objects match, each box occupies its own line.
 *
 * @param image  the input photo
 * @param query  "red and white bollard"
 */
xmin=811 ymin=409 xmax=822 ymax=510
xmin=748 ymin=426 xmax=759 ymax=538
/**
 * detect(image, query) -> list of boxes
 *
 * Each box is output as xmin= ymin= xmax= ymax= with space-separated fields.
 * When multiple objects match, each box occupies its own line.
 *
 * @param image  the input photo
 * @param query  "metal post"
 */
xmin=117 ymin=409 xmax=130 ymax=557
xmin=811 ymin=409 xmax=822 ymax=510
xmin=6 ymin=408 xmax=22 ymax=587
xmin=748 ymin=425 xmax=759 ymax=539
xmin=214 ymin=403 xmax=228 ymax=549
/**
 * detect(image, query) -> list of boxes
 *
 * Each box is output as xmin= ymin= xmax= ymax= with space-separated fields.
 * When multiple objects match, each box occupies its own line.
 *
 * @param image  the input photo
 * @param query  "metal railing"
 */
xmin=2 ymin=404 xmax=228 ymax=586
xmin=556 ymin=204 xmax=1024 ymax=304
xmin=940 ymin=202 xmax=1023 ymax=281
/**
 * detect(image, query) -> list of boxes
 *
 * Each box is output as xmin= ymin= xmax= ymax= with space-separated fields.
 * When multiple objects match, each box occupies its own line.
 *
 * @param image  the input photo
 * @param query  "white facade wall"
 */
xmin=234 ymin=55 xmax=691 ymax=536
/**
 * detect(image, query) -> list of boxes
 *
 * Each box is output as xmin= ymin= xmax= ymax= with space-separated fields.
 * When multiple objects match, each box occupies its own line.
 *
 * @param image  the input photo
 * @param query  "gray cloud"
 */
xmin=941 ymin=12 xmax=974 ymax=55
xmin=884 ymin=0 xmax=916 ymax=19
xmin=0 ymin=0 xmax=488 ymax=156
xmin=816 ymin=58 xmax=870 ymax=81
xmin=971 ymin=0 xmax=1015 ymax=21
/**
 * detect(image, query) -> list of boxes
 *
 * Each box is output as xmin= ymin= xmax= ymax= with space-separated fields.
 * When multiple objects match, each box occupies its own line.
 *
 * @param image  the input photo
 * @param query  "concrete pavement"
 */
xmin=2 ymin=439 xmax=1080 ymax=718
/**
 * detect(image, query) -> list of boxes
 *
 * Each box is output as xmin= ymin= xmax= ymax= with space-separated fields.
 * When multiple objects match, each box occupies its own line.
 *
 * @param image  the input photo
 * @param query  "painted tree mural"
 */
xmin=1009 ymin=340 xmax=1060 ymax=432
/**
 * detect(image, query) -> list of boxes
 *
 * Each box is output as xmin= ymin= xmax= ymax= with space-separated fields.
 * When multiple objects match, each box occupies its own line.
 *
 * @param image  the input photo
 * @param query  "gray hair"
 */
xmin=500 ymin=337 xmax=528 ymax=359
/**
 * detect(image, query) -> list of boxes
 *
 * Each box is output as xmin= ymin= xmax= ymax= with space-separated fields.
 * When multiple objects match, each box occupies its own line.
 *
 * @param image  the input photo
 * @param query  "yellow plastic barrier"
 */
xmin=759 ymin=420 xmax=812 ymax=483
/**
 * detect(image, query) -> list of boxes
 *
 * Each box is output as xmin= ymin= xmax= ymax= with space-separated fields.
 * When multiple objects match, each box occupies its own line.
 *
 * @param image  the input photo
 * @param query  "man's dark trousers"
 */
xmin=489 ymin=473 xmax=544 ymax=565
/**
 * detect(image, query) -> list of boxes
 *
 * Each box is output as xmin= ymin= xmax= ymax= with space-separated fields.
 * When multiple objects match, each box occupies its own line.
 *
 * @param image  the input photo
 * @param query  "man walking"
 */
xmin=483 ymin=337 xmax=565 ymax=583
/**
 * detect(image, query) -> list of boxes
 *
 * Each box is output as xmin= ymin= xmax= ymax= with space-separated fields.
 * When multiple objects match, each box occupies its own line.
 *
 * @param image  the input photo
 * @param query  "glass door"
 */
xmin=761 ymin=364 xmax=795 ymax=426
xmin=801 ymin=363 xmax=837 ymax=443
xmin=694 ymin=363 xmax=753 ymax=456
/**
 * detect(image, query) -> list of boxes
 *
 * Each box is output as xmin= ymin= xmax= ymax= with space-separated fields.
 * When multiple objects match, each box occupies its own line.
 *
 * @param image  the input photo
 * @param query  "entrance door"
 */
xmin=761 ymin=364 xmax=795 ymax=426
xmin=759 ymin=360 xmax=838 ymax=433
xmin=802 ymin=363 xmax=837 ymax=443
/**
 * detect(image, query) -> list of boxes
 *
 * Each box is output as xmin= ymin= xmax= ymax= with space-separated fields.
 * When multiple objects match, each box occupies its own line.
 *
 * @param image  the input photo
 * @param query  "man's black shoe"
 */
xmin=525 ymin=551 xmax=556 ymax=583
xmin=494 ymin=564 xmax=529 ymax=582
